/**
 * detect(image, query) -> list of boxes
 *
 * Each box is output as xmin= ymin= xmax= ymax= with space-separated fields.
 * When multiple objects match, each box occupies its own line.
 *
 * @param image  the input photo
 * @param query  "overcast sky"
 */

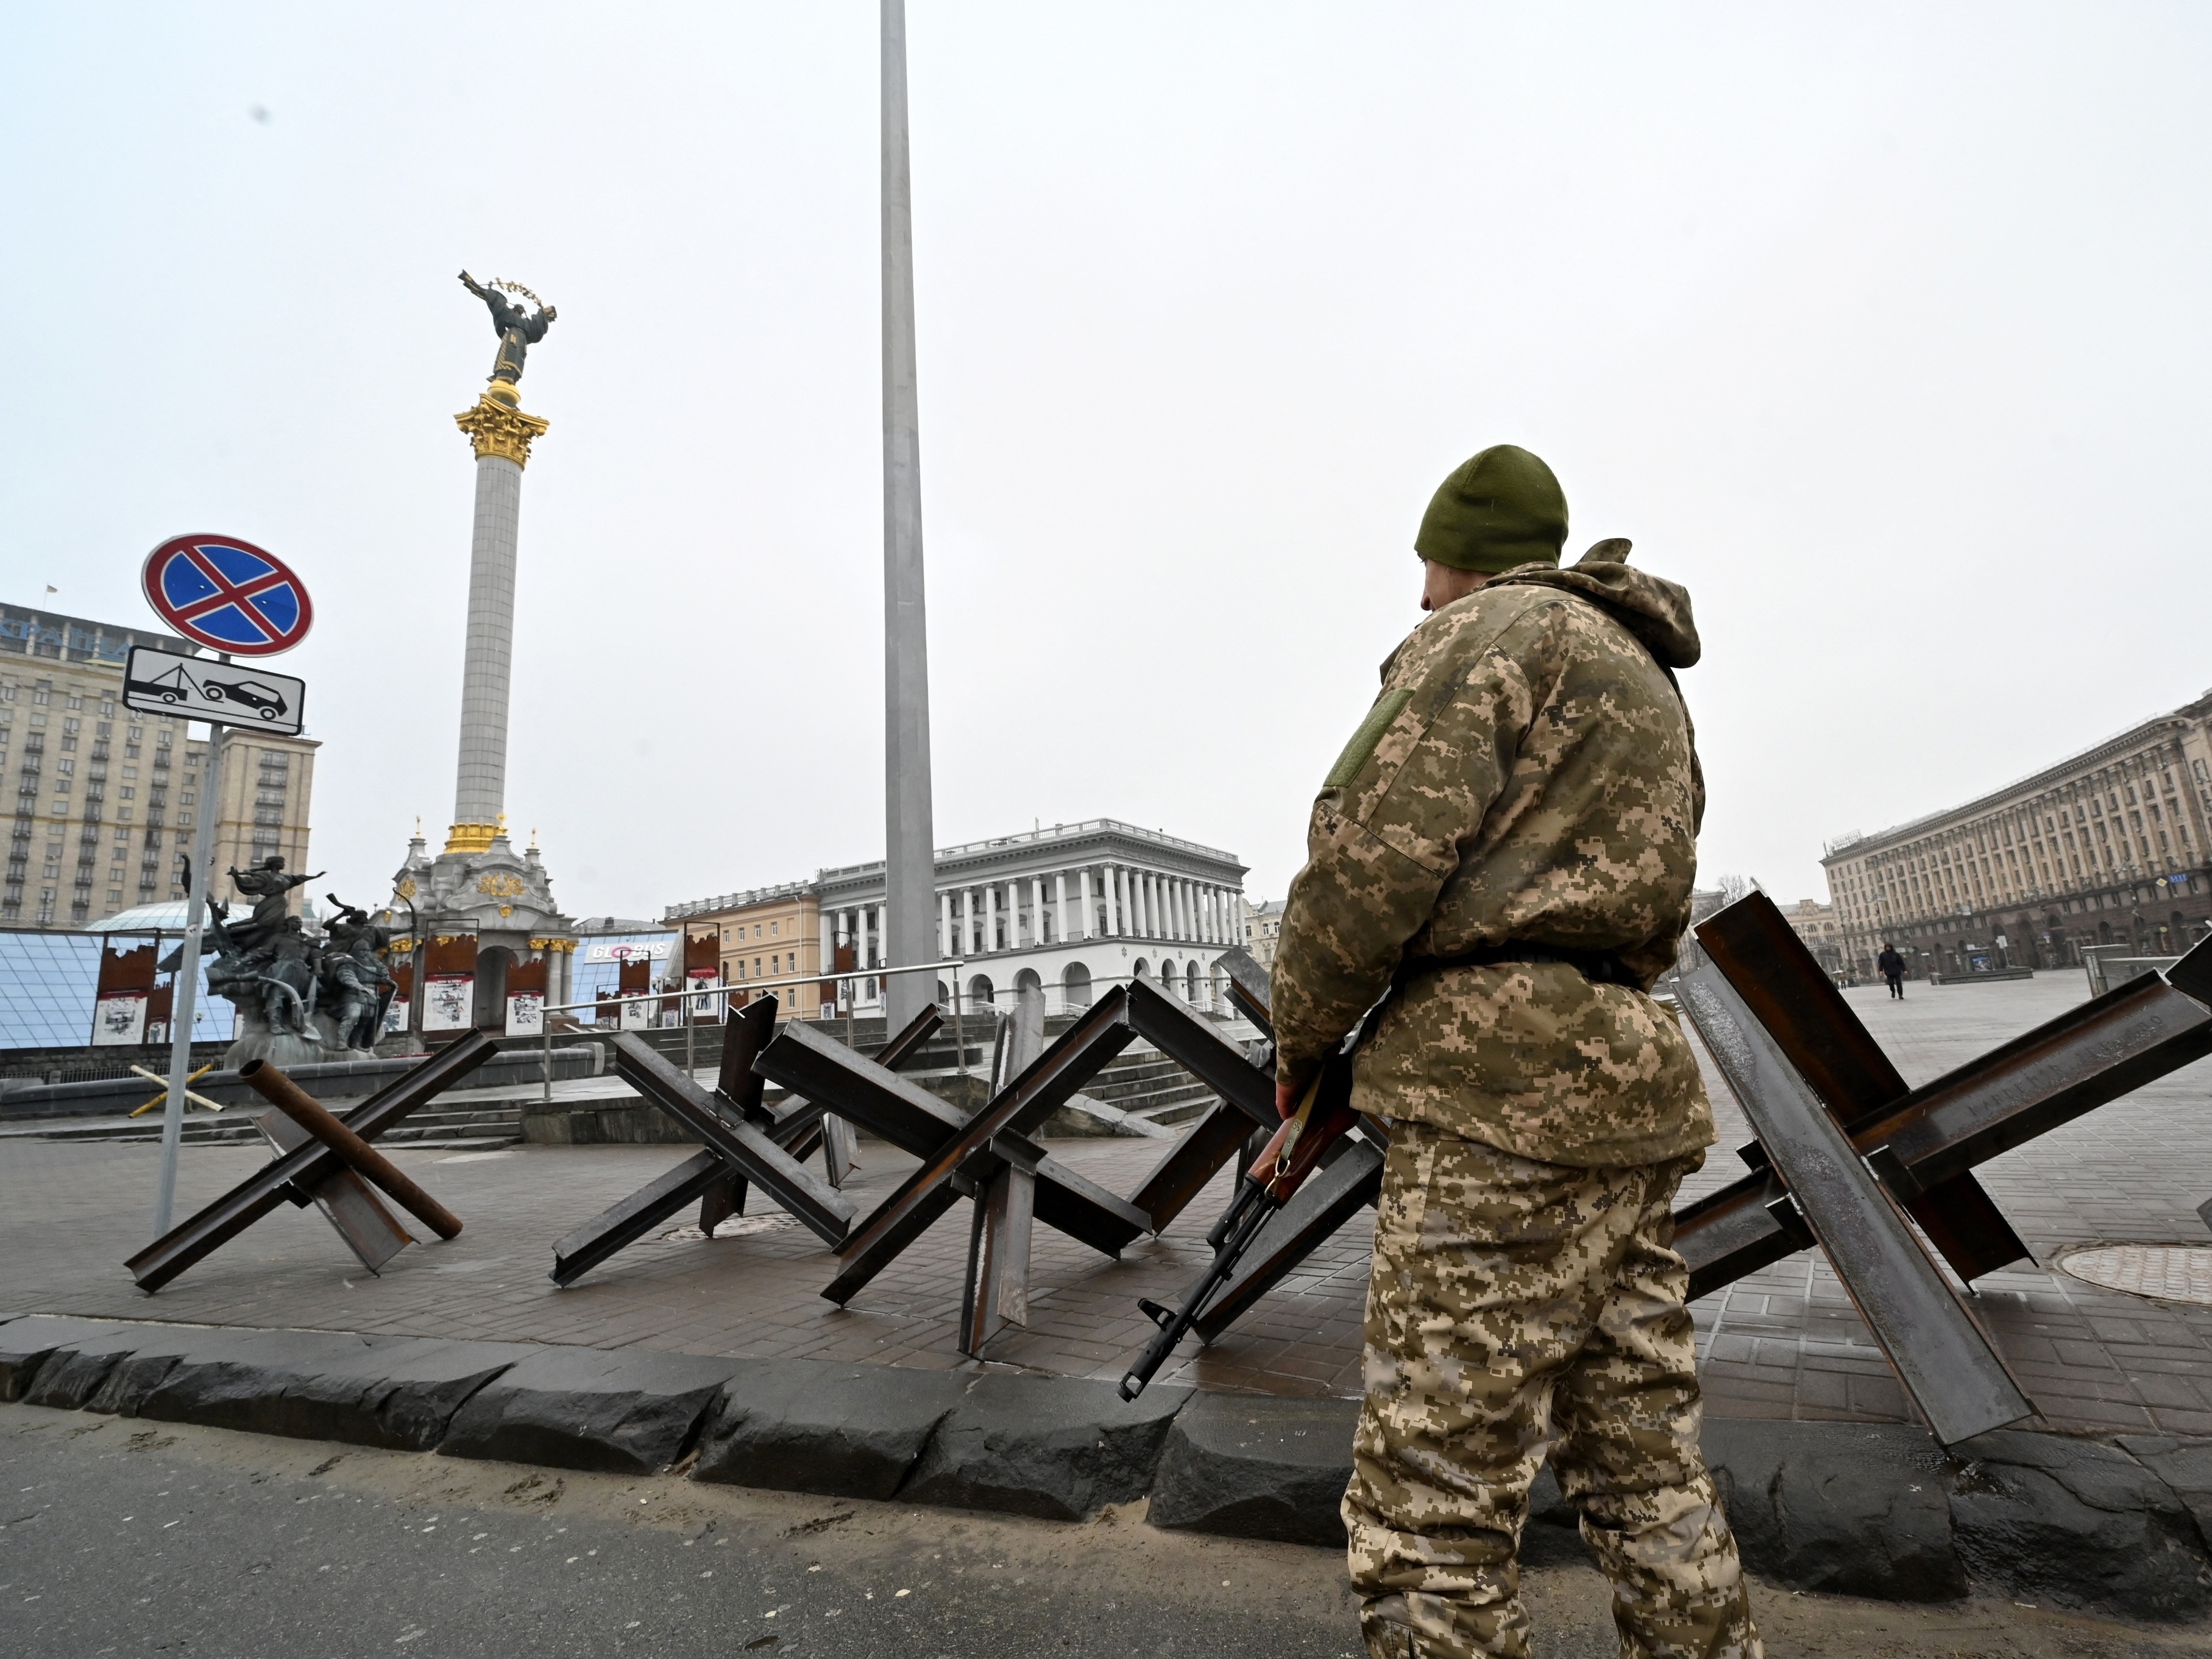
xmin=5 ymin=4 xmax=2207 ymax=923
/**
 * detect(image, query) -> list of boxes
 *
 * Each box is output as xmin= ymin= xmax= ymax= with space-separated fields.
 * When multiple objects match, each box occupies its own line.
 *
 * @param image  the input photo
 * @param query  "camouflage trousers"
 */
xmin=1344 ymin=1120 xmax=1760 ymax=1659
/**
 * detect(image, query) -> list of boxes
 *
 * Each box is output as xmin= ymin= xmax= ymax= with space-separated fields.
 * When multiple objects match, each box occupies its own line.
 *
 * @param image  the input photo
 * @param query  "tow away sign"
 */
xmin=124 ymin=646 xmax=305 ymax=735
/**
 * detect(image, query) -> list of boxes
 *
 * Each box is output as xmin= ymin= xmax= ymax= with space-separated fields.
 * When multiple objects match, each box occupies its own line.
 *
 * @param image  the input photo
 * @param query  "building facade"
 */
xmin=204 ymin=729 xmax=319 ymax=904
xmin=1242 ymin=897 xmax=1285 ymax=970
xmin=665 ymin=819 xmax=1251 ymax=1019
xmin=1781 ymin=898 xmax=1845 ymax=975
xmin=688 ymin=882 xmax=824 ymax=1018
xmin=1823 ymin=689 xmax=2212 ymax=978
xmin=0 ymin=603 xmax=317 ymax=929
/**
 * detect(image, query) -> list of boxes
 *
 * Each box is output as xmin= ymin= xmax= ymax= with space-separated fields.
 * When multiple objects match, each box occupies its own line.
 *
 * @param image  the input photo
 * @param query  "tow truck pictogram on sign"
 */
xmin=123 ymin=646 xmax=306 ymax=735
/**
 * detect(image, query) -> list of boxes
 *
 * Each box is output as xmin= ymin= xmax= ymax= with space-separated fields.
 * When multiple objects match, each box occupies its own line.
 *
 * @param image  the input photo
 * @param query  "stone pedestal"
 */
xmin=221 ymin=1007 xmax=376 ymax=1071
xmin=388 ymin=828 xmax=576 ymax=1027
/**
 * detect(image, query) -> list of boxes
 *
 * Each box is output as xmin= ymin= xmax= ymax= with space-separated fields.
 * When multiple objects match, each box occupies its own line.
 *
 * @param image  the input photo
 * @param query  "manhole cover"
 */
xmin=2056 ymin=1243 xmax=2212 ymax=1306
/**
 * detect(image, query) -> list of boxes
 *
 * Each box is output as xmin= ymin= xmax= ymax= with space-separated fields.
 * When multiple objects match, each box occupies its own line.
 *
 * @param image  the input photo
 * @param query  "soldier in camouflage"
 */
xmin=1269 ymin=445 xmax=1760 ymax=1658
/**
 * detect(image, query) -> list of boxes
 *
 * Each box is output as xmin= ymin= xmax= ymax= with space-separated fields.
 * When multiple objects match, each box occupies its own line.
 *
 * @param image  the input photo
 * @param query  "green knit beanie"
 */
xmin=1414 ymin=445 xmax=1568 ymax=574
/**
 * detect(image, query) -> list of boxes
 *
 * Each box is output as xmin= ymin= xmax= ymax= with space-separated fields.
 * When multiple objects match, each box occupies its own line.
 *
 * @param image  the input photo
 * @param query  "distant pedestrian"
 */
xmin=1878 ymin=943 xmax=1906 ymax=999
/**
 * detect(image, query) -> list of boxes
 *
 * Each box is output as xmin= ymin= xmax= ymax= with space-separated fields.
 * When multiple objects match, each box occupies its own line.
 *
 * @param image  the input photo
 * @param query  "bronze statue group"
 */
xmin=161 ymin=856 xmax=397 ymax=1056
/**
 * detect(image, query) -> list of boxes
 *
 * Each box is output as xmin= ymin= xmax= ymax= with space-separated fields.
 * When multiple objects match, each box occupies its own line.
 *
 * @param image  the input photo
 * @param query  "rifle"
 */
xmin=1117 ymin=1008 xmax=1374 ymax=1401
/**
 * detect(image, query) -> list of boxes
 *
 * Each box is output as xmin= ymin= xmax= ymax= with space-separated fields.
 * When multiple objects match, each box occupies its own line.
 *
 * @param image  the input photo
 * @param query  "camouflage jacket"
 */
xmin=1270 ymin=545 xmax=1715 ymax=1168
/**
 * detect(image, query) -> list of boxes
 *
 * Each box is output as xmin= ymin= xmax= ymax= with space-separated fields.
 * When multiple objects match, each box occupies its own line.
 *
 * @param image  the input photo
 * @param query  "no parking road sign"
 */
xmin=123 ymin=646 xmax=306 ymax=735
xmin=141 ymin=534 xmax=314 ymax=656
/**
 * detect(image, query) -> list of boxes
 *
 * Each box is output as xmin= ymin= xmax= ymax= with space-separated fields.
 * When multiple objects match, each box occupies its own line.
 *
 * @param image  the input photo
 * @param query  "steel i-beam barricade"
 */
xmin=1674 ymin=897 xmax=2212 ymax=1302
xmin=751 ymin=975 xmax=1275 ymax=1355
xmin=1119 ymin=968 xmax=1279 ymax=1231
xmin=124 ymin=1031 xmax=500 ymax=1291
xmin=1673 ymin=962 xmax=2030 ymax=1444
xmin=544 ymin=996 xmax=923 ymax=1286
xmin=241 ymin=1058 xmax=466 ymax=1242
xmin=1130 ymin=902 xmax=2212 ymax=1432
xmin=1691 ymin=893 xmax=2029 ymax=1281
xmin=692 ymin=1003 xmax=931 ymax=1236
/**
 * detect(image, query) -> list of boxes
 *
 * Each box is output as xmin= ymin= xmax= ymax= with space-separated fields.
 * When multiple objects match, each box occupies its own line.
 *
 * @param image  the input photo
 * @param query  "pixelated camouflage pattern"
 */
xmin=1345 ymin=1122 xmax=1760 ymax=1659
xmin=1271 ymin=548 xmax=1715 ymax=1167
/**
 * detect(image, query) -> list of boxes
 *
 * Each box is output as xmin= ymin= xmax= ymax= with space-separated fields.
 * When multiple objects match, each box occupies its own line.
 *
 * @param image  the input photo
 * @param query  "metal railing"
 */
xmin=518 ymin=958 xmax=968 ymax=1105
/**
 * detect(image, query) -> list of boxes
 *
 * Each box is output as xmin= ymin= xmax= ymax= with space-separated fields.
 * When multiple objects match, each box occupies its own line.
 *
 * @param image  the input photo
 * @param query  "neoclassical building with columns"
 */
xmin=665 ymin=819 xmax=1251 ymax=1018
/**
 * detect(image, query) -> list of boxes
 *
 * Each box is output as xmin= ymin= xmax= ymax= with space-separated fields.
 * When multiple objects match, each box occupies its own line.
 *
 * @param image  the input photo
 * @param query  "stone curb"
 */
xmin=3 ymin=1312 xmax=2207 ymax=1621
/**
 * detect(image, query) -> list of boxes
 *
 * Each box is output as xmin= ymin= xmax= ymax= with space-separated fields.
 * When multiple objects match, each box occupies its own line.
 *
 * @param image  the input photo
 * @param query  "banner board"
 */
xmin=506 ymin=957 xmax=549 ymax=1036
xmin=420 ymin=936 xmax=478 ymax=1034
xmin=421 ymin=975 xmax=475 ymax=1033
xmin=91 ymin=942 xmax=157 ymax=1047
xmin=684 ymin=930 xmax=721 ymax=1022
xmin=384 ymin=963 xmax=413 ymax=1035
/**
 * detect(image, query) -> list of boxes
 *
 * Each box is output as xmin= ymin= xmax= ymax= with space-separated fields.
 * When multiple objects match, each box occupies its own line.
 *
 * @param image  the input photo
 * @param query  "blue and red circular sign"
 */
xmin=141 ymin=534 xmax=313 ymax=656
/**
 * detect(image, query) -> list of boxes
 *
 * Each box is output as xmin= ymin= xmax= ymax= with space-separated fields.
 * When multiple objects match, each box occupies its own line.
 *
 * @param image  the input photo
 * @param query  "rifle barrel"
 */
xmin=1119 ymin=1187 xmax=1279 ymax=1400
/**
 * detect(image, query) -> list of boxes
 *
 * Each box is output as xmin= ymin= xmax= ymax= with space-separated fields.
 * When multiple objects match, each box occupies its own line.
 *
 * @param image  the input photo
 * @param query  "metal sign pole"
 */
xmin=153 ymin=712 xmax=226 ymax=1238
xmin=136 ymin=536 xmax=314 ymax=1239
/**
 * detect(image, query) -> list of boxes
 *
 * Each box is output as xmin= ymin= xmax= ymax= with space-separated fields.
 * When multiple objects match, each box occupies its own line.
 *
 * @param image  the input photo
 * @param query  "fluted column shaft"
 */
xmin=453 ymin=455 xmax=522 ymax=828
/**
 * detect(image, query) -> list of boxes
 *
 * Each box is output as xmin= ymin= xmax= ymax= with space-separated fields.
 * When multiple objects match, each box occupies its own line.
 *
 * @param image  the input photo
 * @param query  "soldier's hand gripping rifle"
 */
xmin=1118 ymin=1033 xmax=1368 ymax=1401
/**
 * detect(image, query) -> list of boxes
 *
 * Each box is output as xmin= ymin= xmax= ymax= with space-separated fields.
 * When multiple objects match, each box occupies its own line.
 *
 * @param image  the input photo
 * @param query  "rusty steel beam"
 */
xmin=241 ymin=1059 xmax=463 ymax=1241
xmin=1696 ymin=892 xmax=2029 ymax=1281
xmin=612 ymin=1035 xmax=854 ymax=1246
xmin=1107 ymin=977 xmax=1281 ymax=1236
xmin=821 ymin=991 xmax=1144 ymax=1307
xmin=1676 ymin=967 xmax=2030 ymax=1446
xmin=754 ymin=1017 xmax=969 ymax=1158
xmin=1190 ymin=1133 xmax=1388 ymax=1343
xmin=1676 ymin=939 xmax=2212 ymax=1299
xmin=1123 ymin=977 xmax=1275 ymax=1130
xmin=1128 ymin=1102 xmax=1261 ymax=1235
xmin=960 ymin=1134 xmax=1041 ymax=1352
xmin=253 ymin=1111 xmax=414 ymax=1274
xmin=125 ymin=1031 xmax=498 ymax=1292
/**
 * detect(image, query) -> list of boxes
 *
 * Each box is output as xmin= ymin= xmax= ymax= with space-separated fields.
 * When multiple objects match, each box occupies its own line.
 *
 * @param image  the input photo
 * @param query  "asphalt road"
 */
xmin=0 ymin=1404 xmax=1392 ymax=1659
xmin=2 ymin=1404 xmax=2200 ymax=1658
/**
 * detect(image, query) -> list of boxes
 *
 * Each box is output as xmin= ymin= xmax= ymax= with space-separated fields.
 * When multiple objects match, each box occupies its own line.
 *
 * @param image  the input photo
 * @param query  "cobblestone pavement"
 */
xmin=4 ymin=976 xmax=2208 ymax=1434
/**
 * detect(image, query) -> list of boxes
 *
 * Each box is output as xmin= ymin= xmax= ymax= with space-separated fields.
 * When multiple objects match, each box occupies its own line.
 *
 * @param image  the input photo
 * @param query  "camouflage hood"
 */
xmin=1495 ymin=539 xmax=1700 ymax=671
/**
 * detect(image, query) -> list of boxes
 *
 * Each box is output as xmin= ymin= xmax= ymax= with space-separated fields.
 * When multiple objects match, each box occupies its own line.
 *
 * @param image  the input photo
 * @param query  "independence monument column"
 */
xmin=448 ymin=272 xmax=553 ymax=851
xmin=386 ymin=274 xmax=575 ymax=1030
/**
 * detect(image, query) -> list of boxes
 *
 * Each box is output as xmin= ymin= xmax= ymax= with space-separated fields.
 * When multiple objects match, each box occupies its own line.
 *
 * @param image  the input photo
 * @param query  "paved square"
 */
xmin=4 ymin=976 xmax=2208 ymax=1435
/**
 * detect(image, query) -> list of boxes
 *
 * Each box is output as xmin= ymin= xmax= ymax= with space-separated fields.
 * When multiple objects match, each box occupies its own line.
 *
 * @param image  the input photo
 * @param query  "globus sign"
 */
xmin=140 ymin=534 xmax=313 ymax=656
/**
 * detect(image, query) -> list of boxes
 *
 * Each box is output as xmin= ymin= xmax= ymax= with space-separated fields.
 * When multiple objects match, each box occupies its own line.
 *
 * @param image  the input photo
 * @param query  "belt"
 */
xmin=1400 ymin=941 xmax=1644 ymax=990
xmin=1317 ymin=941 xmax=1645 ymax=1078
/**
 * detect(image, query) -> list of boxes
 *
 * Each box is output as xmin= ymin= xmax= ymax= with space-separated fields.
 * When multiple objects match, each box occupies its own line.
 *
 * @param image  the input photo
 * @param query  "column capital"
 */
xmin=456 ymin=389 xmax=551 ymax=467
